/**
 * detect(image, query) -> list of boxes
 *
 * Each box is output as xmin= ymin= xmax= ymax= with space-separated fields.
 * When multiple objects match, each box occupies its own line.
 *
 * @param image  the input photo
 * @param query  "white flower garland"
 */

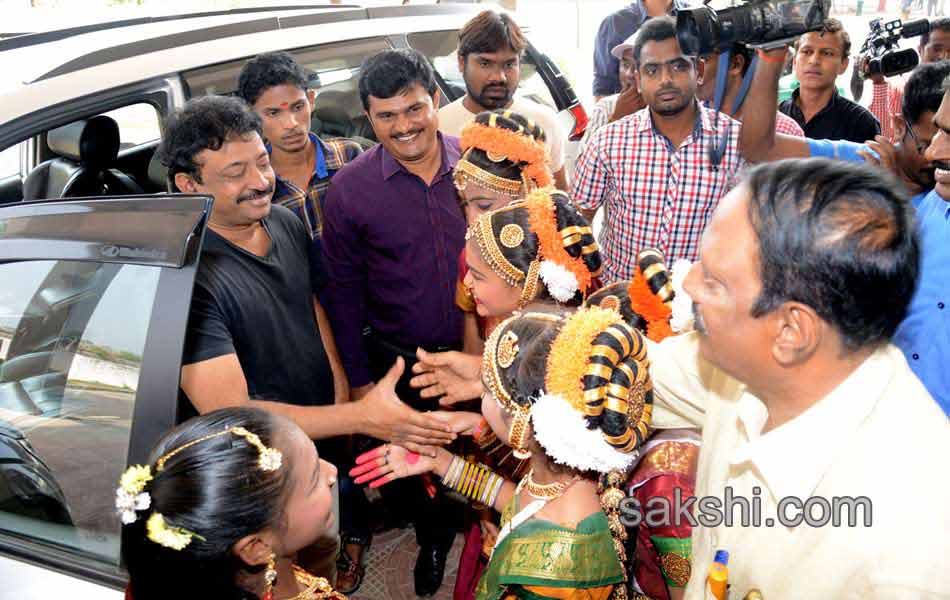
xmin=539 ymin=260 xmax=579 ymax=303
xmin=530 ymin=392 xmax=638 ymax=473
xmin=670 ymin=259 xmax=695 ymax=333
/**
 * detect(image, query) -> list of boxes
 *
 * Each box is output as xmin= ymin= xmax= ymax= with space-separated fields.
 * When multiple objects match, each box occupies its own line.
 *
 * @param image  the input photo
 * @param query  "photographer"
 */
xmin=744 ymin=58 xmax=948 ymax=201
xmin=860 ymin=17 xmax=950 ymax=141
xmin=779 ymin=19 xmax=881 ymax=143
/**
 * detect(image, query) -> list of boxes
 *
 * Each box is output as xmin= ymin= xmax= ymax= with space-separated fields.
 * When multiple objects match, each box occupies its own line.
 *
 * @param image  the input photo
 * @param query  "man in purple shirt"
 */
xmin=322 ymin=48 xmax=465 ymax=597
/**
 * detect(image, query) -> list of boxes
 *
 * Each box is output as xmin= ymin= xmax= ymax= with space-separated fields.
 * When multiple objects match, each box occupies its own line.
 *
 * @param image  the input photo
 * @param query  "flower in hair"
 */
xmin=146 ymin=513 xmax=203 ymax=551
xmin=115 ymin=465 xmax=153 ymax=524
xmin=539 ymin=260 xmax=579 ymax=302
xmin=259 ymin=447 xmax=283 ymax=472
xmin=628 ymin=267 xmax=674 ymax=342
xmin=669 ymin=259 xmax=695 ymax=333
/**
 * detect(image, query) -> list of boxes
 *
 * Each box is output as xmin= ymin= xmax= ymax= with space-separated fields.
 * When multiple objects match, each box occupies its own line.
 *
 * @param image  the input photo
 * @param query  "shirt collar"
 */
xmin=916 ymin=188 xmax=950 ymax=221
xmin=380 ymin=131 xmax=458 ymax=181
xmin=267 ymin=132 xmax=329 ymax=182
xmin=729 ymin=345 xmax=893 ymax=502
xmin=791 ymin=87 xmax=840 ymax=117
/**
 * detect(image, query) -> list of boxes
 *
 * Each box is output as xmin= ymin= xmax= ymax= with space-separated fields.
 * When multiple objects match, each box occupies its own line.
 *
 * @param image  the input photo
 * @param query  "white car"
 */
xmin=0 ymin=4 xmax=588 ymax=597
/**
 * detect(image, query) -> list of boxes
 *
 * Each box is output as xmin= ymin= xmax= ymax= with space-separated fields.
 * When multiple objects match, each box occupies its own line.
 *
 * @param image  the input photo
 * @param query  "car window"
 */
xmin=0 ymin=144 xmax=20 ymax=179
xmin=98 ymin=103 xmax=161 ymax=150
xmin=0 ymin=260 xmax=160 ymax=570
xmin=182 ymin=38 xmax=392 ymax=146
xmin=408 ymin=30 xmax=558 ymax=111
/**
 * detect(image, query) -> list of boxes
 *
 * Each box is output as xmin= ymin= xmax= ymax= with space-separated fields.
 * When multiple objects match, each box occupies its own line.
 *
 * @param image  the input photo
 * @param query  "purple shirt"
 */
xmin=322 ymin=133 xmax=465 ymax=387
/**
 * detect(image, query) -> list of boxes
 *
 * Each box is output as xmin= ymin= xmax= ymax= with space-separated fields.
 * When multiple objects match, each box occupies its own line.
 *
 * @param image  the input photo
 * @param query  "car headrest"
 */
xmin=315 ymin=89 xmax=362 ymax=122
xmin=47 ymin=115 xmax=120 ymax=168
xmin=148 ymin=151 xmax=169 ymax=191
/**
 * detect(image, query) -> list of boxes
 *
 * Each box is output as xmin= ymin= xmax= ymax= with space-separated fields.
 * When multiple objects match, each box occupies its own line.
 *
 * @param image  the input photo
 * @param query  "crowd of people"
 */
xmin=113 ymin=5 xmax=949 ymax=600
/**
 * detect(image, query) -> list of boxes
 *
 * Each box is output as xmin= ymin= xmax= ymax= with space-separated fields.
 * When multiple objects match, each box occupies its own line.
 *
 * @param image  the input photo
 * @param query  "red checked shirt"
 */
xmin=572 ymin=103 xmax=743 ymax=282
xmin=869 ymin=81 xmax=904 ymax=142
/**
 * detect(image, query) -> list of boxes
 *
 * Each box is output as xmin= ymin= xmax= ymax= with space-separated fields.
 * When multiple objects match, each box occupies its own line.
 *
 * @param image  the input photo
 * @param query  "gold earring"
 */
xmin=263 ymin=553 xmax=277 ymax=600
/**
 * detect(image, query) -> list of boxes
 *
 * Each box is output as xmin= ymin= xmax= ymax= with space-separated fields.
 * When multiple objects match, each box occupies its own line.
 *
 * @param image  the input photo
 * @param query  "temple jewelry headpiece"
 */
xmin=456 ymin=112 xmax=553 ymax=191
xmin=114 ymin=426 xmax=283 ymax=550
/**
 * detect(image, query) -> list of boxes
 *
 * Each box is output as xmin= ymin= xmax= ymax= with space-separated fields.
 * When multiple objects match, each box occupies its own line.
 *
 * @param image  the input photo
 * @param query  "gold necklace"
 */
xmin=519 ymin=469 xmax=578 ymax=500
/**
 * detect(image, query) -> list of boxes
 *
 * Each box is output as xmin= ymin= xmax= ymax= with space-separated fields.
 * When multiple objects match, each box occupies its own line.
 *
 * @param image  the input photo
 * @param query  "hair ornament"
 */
xmin=500 ymin=223 xmax=525 ymax=249
xmin=486 ymin=150 xmax=508 ymax=163
xmin=115 ymin=465 xmax=152 ymax=525
xmin=146 ymin=513 xmax=205 ymax=551
xmin=497 ymin=330 xmax=520 ymax=368
xmin=525 ymin=188 xmax=594 ymax=299
xmin=628 ymin=266 xmax=675 ymax=342
xmin=459 ymin=121 xmax=552 ymax=189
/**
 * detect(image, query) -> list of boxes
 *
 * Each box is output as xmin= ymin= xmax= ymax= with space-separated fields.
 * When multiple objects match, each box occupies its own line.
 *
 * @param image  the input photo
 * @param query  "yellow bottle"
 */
xmin=707 ymin=549 xmax=729 ymax=600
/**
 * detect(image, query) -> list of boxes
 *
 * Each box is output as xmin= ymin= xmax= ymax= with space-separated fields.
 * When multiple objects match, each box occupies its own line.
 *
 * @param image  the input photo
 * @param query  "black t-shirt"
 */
xmin=779 ymin=89 xmax=881 ymax=144
xmin=182 ymin=205 xmax=332 ymax=413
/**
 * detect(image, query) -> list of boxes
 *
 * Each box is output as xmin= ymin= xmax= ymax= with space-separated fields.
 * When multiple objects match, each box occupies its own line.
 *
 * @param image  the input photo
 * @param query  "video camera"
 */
xmin=859 ymin=18 xmax=931 ymax=78
xmin=676 ymin=0 xmax=831 ymax=57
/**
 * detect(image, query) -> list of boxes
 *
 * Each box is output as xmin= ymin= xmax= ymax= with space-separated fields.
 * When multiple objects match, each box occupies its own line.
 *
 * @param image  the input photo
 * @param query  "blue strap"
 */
xmin=731 ymin=53 xmax=758 ymax=115
xmin=713 ymin=49 xmax=731 ymax=112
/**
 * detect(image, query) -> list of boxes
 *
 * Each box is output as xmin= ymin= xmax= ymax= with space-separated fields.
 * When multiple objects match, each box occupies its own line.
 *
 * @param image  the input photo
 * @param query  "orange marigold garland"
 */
xmin=460 ymin=122 xmax=553 ymax=189
xmin=525 ymin=189 xmax=593 ymax=296
xmin=628 ymin=266 xmax=674 ymax=342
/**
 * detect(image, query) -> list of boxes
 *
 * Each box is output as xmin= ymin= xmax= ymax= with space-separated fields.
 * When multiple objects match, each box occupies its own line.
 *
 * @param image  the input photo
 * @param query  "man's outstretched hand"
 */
xmin=357 ymin=357 xmax=456 ymax=456
xmin=410 ymin=348 xmax=483 ymax=406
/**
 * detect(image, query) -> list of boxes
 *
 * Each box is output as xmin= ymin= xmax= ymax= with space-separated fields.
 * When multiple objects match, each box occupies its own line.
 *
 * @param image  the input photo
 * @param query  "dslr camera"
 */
xmin=859 ymin=18 xmax=931 ymax=78
xmin=676 ymin=0 xmax=831 ymax=56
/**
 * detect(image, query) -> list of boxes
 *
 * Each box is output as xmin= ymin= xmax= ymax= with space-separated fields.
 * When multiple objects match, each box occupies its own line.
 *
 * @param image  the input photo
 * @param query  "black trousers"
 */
xmin=338 ymin=330 xmax=463 ymax=549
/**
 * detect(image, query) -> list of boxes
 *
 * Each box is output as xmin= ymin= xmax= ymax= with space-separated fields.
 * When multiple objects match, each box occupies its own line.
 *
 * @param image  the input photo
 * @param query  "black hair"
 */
xmin=158 ymin=95 xmax=262 ymax=185
xmin=921 ymin=17 xmax=950 ymax=47
xmin=745 ymin=158 xmax=919 ymax=352
xmin=122 ymin=408 xmax=294 ymax=600
xmin=463 ymin=109 xmax=546 ymax=183
xmin=358 ymin=48 xmax=438 ymax=111
xmin=585 ymin=248 xmax=675 ymax=334
xmin=902 ymin=60 xmax=950 ymax=123
xmin=237 ymin=51 xmax=310 ymax=106
xmin=795 ymin=18 xmax=850 ymax=58
xmin=458 ymin=10 xmax=527 ymax=59
xmin=481 ymin=191 xmax=602 ymax=305
xmin=631 ymin=16 xmax=680 ymax=65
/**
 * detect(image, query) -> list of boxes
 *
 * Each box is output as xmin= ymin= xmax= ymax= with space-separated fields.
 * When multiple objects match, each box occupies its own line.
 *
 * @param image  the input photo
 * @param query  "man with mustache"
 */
xmin=779 ymin=19 xmax=880 ymax=143
xmin=162 ymin=95 xmax=458 ymax=580
xmin=321 ymin=49 xmax=466 ymax=596
xmin=573 ymin=16 xmax=747 ymax=278
xmin=437 ymin=10 xmax=568 ymax=190
xmin=646 ymin=157 xmax=950 ymax=599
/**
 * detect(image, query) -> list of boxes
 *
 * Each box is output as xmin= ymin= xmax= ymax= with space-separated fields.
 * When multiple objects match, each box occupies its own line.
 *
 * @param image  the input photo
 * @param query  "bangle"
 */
xmin=446 ymin=460 xmax=504 ymax=505
xmin=443 ymin=455 xmax=465 ymax=488
xmin=756 ymin=48 xmax=787 ymax=64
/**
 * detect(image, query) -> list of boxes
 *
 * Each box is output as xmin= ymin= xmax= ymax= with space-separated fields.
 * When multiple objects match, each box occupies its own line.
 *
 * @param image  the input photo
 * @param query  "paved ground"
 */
xmin=351 ymin=528 xmax=464 ymax=600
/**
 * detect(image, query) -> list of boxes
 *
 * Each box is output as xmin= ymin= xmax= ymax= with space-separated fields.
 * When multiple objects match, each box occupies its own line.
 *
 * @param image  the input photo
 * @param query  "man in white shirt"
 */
xmin=438 ymin=10 xmax=568 ymax=190
xmin=647 ymin=158 xmax=950 ymax=598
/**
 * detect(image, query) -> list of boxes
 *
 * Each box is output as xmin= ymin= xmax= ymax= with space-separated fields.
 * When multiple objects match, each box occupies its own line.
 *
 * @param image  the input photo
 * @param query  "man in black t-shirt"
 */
xmin=159 ymin=96 xmax=458 ymax=578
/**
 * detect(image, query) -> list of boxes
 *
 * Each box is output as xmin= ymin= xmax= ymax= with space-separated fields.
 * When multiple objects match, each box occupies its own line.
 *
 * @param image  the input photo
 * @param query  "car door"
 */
xmin=0 ymin=194 xmax=211 ymax=598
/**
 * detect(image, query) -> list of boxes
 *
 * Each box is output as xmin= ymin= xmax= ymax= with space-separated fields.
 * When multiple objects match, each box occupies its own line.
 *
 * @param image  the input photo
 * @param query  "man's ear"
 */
xmin=432 ymin=87 xmax=442 ymax=108
xmin=232 ymin=532 xmax=276 ymax=568
xmin=457 ymin=52 xmax=466 ymax=75
xmin=174 ymin=172 xmax=199 ymax=194
xmin=838 ymin=56 xmax=850 ymax=76
xmin=696 ymin=57 xmax=707 ymax=86
xmin=634 ymin=69 xmax=643 ymax=95
xmin=307 ymin=88 xmax=316 ymax=106
xmin=770 ymin=301 xmax=821 ymax=367
xmin=892 ymin=114 xmax=907 ymax=141
xmin=730 ymin=53 xmax=745 ymax=77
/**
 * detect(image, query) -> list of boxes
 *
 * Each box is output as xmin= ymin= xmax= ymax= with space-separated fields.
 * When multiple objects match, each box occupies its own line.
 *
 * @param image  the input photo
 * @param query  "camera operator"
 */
xmin=697 ymin=42 xmax=805 ymax=136
xmin=745 ymin=59 xmax=948 ymax=200
xmin=860 ymin=17 xmax=950 ymax=141
xmin=780 ymin=19 xmax=881 ymax=143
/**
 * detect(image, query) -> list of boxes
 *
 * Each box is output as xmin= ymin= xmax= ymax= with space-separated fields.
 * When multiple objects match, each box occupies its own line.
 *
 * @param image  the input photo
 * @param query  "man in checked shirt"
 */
xmin=238 ymin=52 xmax=364 ymax=284
xmin=573 ymin=16 xmax=756 ymax=281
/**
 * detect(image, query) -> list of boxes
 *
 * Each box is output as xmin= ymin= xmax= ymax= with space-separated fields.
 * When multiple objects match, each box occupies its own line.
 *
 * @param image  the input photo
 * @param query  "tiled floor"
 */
xmin=351 ymin=528 xmax=464 ymax=600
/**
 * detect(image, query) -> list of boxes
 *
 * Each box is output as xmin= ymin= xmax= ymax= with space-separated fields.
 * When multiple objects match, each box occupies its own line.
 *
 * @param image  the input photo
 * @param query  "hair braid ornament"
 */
xmin=525 ymin=189 xmax=595 ymax=302
xmin=531 ymin=307 xmax=653 ymax=473
xmin=115 ymin=426 xmax=283 ymax=550
xmin=458 ymin=120 xmax=552 ymax=189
